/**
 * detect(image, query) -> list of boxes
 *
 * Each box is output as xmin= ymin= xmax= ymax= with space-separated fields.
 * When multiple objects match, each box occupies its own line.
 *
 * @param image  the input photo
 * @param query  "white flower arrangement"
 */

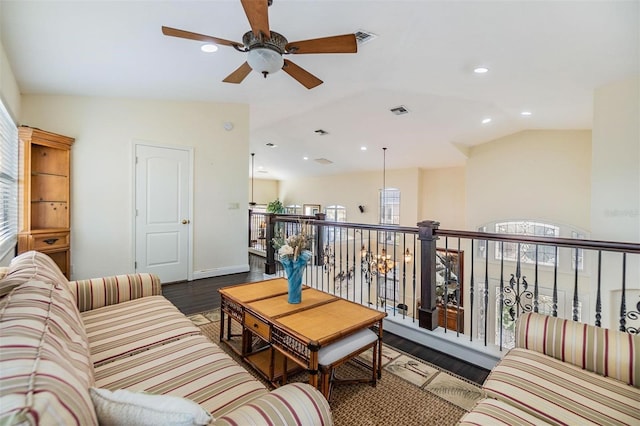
xmin=272 ymin=223 xmax=310 ymax=261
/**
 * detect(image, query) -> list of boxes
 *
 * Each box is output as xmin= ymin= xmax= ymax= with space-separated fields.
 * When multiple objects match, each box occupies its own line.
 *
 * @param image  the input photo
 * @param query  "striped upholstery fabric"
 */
xmin=484 ymin=347 xmax=640 ymax=425
xmin=82 ymin=295 xmax=202 ymax=366
xmin=94 ymin=334 xmax=269 ymax=419
xmin=0 ymin=266 xmax=8 ymax=280
xmin=459 ymin=398 xmax=554 ymax=425
xmin=71 ymin=273 xmax=161 ymax=312
xmin=516 ymin=312 xmax=640 ymax=386
xmin=0 ymin=250 xmax=71 ymax=299
xmin=214 ymin=383 xmax=333 ymax=426
xmin=0 ymin=280 xmax=97 ymax=425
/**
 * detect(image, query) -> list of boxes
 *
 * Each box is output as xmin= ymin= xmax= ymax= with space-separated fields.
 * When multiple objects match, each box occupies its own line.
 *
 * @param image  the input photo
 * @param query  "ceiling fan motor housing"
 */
xmin=243 ymin=31 xmax=288 ymax=77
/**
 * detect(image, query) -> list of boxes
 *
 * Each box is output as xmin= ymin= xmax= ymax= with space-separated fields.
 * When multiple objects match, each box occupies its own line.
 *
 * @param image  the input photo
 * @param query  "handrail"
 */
xmin=436 ymin=229 xmax=640 ymax=253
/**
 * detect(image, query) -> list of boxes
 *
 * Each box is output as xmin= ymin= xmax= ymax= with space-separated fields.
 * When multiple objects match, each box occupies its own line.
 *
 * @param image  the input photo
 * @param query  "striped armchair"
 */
xmin=460 ymin=312 xmax=640 ymax=426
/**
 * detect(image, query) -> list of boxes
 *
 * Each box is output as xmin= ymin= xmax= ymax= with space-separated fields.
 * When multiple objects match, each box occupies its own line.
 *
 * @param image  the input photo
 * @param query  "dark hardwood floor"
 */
xmin=162 ymin=254 xmax=490 ymax=385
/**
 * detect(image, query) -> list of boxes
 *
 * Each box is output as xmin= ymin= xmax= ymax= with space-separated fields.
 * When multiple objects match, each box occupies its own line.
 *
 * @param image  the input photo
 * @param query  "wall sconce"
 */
xmin=404 ymin=248 xmax=413 ymax=263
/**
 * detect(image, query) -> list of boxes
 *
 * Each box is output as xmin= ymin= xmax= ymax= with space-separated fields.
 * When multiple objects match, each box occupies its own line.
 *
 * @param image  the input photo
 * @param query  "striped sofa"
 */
xmin=0 ymin=251 xmax=332 ymax=425
xmin=460 ymin=312 xmax=640 ymax=426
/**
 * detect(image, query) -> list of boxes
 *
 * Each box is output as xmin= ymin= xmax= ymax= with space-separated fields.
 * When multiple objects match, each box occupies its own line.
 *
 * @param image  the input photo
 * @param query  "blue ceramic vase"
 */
xmin=281 ymin=250 xmax=312 ymax=304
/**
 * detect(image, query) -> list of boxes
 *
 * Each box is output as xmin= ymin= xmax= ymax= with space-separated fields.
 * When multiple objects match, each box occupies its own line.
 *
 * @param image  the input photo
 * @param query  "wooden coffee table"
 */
xmin=219 ymin=278 xmax=386 ymax=394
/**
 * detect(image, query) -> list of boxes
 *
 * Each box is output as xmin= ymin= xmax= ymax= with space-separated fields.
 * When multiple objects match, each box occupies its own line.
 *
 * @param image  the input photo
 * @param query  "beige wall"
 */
xmin=250 ymin=179 xmax=279 ymax=206
xmin=466 ymin=130 xmax=592 ymax=231
xmin=591 ymin=76 xmax=640 ymax=326
xmin=279 ymin=168 xmax=421 ymax=226
xmin=20 ymin=95 xmax=250 ymax=280
xmin=420 ymin=166 xmax=466 ymax=229
xmin=0 ymin=36 xmax=20 ymax=121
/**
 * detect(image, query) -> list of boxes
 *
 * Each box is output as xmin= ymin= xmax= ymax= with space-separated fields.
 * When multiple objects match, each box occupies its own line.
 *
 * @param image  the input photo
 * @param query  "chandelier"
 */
xmin=376 ymin=249 xmax=395 ymax=274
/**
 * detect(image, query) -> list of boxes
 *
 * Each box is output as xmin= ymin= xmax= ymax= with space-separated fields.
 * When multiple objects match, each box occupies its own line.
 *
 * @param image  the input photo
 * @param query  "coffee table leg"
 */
xmin=308 ymin=351 xmax=319 ymax=389
xmin=219 ymin=310 xmax=225 ymax=342
xmin=377 ymin=320 xmax=383 ymax=379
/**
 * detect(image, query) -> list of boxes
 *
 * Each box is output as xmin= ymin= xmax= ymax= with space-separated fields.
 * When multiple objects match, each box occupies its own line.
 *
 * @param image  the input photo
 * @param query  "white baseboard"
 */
xmin=192 ymin=264 xmax=250 ymax=280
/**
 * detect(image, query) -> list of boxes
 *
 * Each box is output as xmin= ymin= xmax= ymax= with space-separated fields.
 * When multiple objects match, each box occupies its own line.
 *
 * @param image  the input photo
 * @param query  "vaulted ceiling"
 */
xmin=1 ymin=1 xmax=638 ymax=180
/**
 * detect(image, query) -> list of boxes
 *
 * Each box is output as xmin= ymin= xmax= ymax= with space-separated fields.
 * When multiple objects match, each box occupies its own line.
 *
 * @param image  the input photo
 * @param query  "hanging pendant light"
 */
xmin=249 ymin=152 xmax=256 ymax=207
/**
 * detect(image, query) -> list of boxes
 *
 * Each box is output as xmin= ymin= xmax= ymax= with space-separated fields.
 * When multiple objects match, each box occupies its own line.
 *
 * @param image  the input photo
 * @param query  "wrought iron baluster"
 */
xmin=499 ymin=241 xmax=505 ymax=350
xmin=596 ymin=251 xmax=602 ymax=327
xmin=572 ymin=247 xmax=580 ymax=322
xmin=534 ymin=245 xmax=539 ymax=313
xmin=553 ymin=246 xmax=558 ymax=317
xmin=484 ymin=239 xmax=489 ymax=346
xmin=620 ymin=253 xmax=627 ymax=332
xmin=470 ymin=239 xmax=474 ymax=341
xmin=412 ymin=236 xmax=417 ymax=323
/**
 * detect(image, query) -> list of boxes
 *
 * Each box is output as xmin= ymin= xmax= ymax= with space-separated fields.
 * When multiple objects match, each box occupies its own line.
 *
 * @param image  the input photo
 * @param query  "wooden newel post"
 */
xmin=265 ymin=213 xmax=277 ymax=275
xmin=418 ymin=220 xmax=440 ymax=331
xmin=314 ymin=212 xmax=326 ymax=266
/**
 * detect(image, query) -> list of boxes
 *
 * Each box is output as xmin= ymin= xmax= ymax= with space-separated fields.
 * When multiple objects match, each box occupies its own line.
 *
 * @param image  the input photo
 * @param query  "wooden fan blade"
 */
xmin=241 ymin=0 xmax=270 ymax=39
xmin=286 ymin=34 xmax=357 ymax=54
xmin=282 ymin=59 xmax=323 ymax=89
xmin=162 ymin=26 xmax=243 ymax=48
xmin=223 ymin=62 xmax=253 ymax=84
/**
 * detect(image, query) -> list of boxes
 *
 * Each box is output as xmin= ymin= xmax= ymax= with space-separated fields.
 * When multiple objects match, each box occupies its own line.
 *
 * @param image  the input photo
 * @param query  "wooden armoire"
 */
xmin=17 ymin=126 xmax=74 ymax=277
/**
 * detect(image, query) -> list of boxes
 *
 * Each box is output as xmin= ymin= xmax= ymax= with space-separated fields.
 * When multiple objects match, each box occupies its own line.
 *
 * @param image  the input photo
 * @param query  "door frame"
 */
xmin=132 ymin=140 xmax=194 ymax=282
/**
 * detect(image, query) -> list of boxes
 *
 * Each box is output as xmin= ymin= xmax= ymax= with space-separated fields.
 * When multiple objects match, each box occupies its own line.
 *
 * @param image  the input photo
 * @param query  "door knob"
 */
xmin=182 ymin=219 xmax=190 ymax=224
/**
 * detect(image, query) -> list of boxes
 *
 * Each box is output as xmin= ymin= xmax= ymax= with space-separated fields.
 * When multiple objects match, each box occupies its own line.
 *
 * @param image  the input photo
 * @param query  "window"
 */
xmin=285 ymin=204 xmax=302 ymax=214
xmin=0 ymin=99 xmax=18 ymax=259
xmin=494 ymin=221 xmax=559 ymax=266
xmin=325 ymin=205 xmax=346 ymax=243
xmin=379 ymin=188 xmax=400 ymax=225
xmin=325 ymin=205 xmax=346 ymax=222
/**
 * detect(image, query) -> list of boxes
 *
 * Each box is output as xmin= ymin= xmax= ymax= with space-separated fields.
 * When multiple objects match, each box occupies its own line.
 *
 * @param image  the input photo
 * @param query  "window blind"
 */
xmin=0 ymin=99 xmax=18 ymax=259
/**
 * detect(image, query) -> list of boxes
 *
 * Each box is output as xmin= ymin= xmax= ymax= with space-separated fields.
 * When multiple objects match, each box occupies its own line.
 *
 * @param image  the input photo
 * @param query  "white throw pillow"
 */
xmin=89 ymin=387 xmax=212 ymax=426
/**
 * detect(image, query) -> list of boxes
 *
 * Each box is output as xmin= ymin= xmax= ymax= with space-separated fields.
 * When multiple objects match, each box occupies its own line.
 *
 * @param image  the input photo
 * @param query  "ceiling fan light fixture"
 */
xmin=247 ymin=47 xmax=284 ymax=76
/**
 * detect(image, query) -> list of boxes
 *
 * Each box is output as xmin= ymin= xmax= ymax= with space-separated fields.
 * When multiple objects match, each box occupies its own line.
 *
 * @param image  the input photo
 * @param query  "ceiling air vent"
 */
xmin=314 ymin=158 xmax=333 ymax=165
xmin=314 ymin=129 xmax=329 ymax=135
xmin=354 ymin=30 xmax=377 ymax=45
xmin=390 ymin=105 xmax=409 ymax=115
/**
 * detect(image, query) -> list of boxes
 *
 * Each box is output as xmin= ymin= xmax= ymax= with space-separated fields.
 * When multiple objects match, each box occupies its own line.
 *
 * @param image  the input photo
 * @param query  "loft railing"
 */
xmin=249 ymin=211 xmax=640 ymax=359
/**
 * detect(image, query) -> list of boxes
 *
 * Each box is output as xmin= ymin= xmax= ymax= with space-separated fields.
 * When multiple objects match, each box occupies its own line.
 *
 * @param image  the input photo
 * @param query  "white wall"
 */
xmin=20 ymin=95 xmax=249 ymax=280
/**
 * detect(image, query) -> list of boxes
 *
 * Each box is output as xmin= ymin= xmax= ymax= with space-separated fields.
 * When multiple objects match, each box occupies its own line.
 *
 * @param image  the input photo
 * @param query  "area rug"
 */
xmin=189 ymin=309 xmax=485 ymax=426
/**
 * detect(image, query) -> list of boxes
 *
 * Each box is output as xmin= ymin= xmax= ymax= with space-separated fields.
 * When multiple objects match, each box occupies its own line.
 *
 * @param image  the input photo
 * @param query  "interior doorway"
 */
xmin=134 ymin=143 xmax=193 ymax=283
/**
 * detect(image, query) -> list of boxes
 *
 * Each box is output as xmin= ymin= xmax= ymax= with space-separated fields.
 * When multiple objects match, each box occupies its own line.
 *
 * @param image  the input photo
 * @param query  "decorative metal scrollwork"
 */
xmin=625 ymin=296 xmax=640 ymax=335
xmin=502 ymin=274 xmax=533 ymax=322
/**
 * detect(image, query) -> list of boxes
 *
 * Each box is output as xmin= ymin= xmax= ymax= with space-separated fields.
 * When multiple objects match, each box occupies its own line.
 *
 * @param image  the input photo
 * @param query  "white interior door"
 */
xmin=135 ymin=144 xmax=191 ymax=283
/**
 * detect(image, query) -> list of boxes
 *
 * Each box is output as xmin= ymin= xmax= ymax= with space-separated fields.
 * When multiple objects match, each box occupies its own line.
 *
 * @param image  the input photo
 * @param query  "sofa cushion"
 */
xmin=81 ymin=295 xmax=202 ymax=366
xmin=72 ymin=273 xmax=162 ymax=312
xmin=0 ymin=280 xmax=97 ymax=425
xmin=93 ymin=334 xmax=269 ymax=419
xmin=213 ymin=383 xmax=333 ymax=426
xmin=0 ymin=250 xmax=71 ymax=299
xmin=516 ymin=311 xmax=640 ymax=386
xmin=459 ymin=398 xmax=554 ymax=426
xmin=484 ymin=347 xmax=640 ymax=426
xmin=89 ymin=387 xmax=212 ymax=426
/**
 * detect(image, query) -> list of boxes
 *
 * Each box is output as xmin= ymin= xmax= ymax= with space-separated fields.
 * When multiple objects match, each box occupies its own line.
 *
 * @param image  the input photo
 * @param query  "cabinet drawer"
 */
xmin=244 ymin=312 xmax=270 ymax=341
xmin=32 ymin=233 xmax=69 ymax=250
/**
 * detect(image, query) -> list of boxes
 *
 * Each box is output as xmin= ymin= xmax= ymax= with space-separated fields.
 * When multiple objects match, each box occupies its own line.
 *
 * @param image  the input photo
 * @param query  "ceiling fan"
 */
xmin=162 ymin=0 xmax=357 ymax=89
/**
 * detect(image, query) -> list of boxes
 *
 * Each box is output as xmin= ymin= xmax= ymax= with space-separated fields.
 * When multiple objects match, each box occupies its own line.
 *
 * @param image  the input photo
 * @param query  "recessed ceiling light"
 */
xmin=201 ymin=44 xmax=218 ymax=53
xmin=482 ymin=118 xmax=492 ymax=124
xmin=520 ymin=111 xmax=532 ymax=116
xmin=474 ymin=67 xmax=489 ymax=74
xmin=303 ymin=156 xmax=309 ymax=160
xmin=360 ymin=146 xmax=367 ymax=151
